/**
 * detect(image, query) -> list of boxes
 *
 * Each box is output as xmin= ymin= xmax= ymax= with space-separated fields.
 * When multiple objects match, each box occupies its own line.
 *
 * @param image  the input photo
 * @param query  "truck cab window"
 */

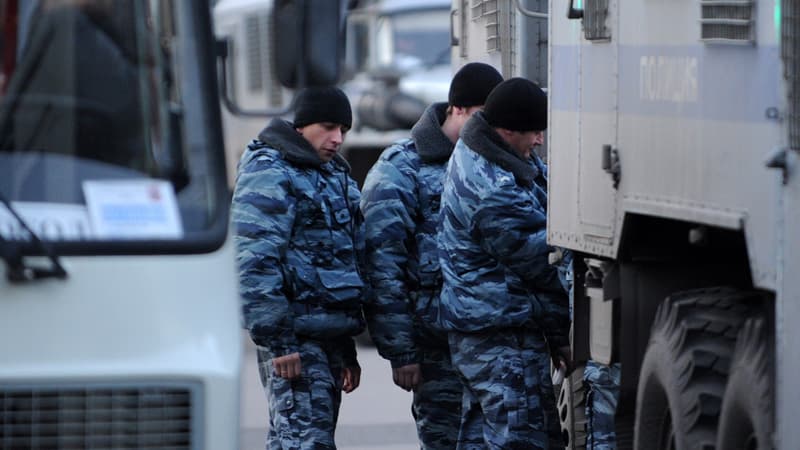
xmin=375 ymin=9 xmax=450 ymax=69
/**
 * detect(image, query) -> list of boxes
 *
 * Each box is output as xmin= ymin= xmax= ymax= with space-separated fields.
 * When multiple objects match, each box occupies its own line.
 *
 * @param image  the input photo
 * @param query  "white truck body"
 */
xmin=214 ymin=0 xmax=293 ymax=188
xmin=214 ymin=0 xmax=453 ymax=187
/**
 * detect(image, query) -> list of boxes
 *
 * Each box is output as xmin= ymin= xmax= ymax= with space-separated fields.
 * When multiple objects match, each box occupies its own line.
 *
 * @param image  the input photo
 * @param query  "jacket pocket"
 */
xmin=327 ymin=196 xmax=353 ymax=228
xmin=268 ymin=375 xmax=299 ymax=447
xmin=502 ymin=355 xmax=529 ymax=432
xmin=416 ymin=232 xmax=442 ymax=289
xmin=317 ymin=267 xmax=364 ymax=308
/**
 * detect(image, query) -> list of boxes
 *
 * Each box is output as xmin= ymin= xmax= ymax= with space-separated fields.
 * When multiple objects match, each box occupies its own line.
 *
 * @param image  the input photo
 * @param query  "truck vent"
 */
xmin=245 ymin=14 xmax=264 ymax=92
xmin=784 ymin=0 xmax=800 ymax=150
xmin=264 ymin=12 xmax=284 ymax=107
xmin=0 ymin=384 xmax=197 ymax=449
xmin=470 ymin=0 xmax=498 ymax=21
xmin=584 ymin=0 xmax=611 ymax=41
xmin=245 ymin=13 xmax=282 ymax=106
xmin=700 ymin=1 xmax=755 ymax=44
xmin=470 ymin=0 xmax=501 ymax=52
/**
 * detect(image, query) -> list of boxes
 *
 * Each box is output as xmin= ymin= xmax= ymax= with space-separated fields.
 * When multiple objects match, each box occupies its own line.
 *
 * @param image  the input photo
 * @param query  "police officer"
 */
xmin=231 ymin=87 xmax=365 ymax=449
xmin=361 ymin=62 xmax=503 ymax=449
xmin=437 ymin=78 xmax=571 ymax=449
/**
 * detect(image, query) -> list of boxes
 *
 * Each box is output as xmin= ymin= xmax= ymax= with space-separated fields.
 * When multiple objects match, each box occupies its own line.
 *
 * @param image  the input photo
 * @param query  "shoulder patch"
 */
xmin=241 ymin=146 xmax=282 ymax=173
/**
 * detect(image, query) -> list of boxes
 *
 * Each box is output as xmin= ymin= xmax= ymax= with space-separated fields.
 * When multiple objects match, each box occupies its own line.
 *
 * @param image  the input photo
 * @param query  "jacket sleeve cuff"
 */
xmin=251 ymin=335 xmax=299 ymax=357
xmin=388 ymin=352 xmax=420 ymax=369
xmin=341 ymin=338 xmax=360 ymax=368
xmin=545 ymin=333 xmax=570 ymax=351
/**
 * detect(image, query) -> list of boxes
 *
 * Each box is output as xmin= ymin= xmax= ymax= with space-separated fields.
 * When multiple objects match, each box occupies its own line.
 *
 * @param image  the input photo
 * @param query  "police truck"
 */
xmin=452 ymin=0 xmax=798 ymax=448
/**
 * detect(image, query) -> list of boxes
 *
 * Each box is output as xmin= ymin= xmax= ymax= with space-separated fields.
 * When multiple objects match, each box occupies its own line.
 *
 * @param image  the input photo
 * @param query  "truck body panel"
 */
xmin=548 ymin=1 xmax=783 ymax=291
xmin=454 ymin=0 xmax=797 ymax=447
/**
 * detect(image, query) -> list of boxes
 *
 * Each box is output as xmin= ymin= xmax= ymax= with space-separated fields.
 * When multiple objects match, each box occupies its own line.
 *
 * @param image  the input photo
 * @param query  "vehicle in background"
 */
xmin=214 ymin=0 xmax=293 ymax=188
xmin=340 ymin=0 xmax=451 ymax=186
xmin=454 ymin=0 xmax=798 ymax=448
xmin=214 ymin=0 xmax=451 ymax=188
xmin=0 ymin=1 xmax=341 ymax=448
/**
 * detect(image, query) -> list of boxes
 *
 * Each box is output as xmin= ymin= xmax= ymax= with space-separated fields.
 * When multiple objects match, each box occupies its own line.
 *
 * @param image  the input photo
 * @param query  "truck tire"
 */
xmin=557 ymin=363 xmax=588 ymax=450
xmin=715 ymin=316 xmax=774 ymax=450
xmin=633 ymin=287 xmax=756 ymax=450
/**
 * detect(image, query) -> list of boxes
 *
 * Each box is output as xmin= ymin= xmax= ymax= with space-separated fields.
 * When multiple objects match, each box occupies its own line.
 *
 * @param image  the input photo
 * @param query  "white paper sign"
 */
xmin=0 ymin=202 xmax=92 ymax=241
xmin=82 ymin=180 xmax=183 ymax=239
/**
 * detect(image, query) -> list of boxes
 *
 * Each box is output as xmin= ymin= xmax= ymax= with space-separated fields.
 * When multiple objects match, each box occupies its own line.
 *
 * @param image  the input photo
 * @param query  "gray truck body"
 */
xmin=452 ymin=0 xmax=799 ymax=448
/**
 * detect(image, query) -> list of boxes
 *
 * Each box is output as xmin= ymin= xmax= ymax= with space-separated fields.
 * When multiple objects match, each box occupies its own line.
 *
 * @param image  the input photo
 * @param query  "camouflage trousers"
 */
xmin=411 ymin=337 xmax=462 ymax=450
xmin=256 ymin=340 xmax=349 ymax=450
xmin=584 ymin=360 xmax=621 ymax=450
xmin=448 ymin=329 xmax=564 ymax=450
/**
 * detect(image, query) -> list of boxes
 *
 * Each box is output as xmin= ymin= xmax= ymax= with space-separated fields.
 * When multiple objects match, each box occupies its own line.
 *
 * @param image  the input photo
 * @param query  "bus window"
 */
xmin=0 ymin=0 xmax=228 ymax=251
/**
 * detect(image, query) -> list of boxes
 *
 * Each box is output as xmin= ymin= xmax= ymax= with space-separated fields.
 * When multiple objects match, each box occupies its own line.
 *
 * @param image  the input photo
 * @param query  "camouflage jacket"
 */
xmin=360 ymin=103 xmax=452 ymax=368
xmin=232 ymin=119 xmax=366 ymax=360
xmin=438 ymin=112 xmax=570 ymax=348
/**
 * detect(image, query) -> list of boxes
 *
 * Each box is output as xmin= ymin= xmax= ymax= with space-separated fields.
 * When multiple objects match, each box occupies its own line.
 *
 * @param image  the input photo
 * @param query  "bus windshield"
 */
xmin=0 ymin=0 xmax=227 ymax=250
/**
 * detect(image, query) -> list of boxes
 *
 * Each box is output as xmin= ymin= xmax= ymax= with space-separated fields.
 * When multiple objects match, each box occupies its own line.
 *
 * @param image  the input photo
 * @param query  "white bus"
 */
xmin=0 ymin=1 xmax=341 ymax=448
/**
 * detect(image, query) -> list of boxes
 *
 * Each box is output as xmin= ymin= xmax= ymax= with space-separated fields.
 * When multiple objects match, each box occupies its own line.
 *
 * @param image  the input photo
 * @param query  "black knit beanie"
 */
xmin=483 ymin=77 xmax=547 ymax=132
xmin=292 ymin=86 xmax=352 ymax=129
xmin=448 ymin=62 xmax=504 ymax=107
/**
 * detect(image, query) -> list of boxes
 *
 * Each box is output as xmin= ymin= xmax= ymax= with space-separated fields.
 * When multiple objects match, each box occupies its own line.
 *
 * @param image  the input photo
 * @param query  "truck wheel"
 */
xmin=716 ymin=317 xmax=774 ymax=450
xmin=557 ymin=363 xmax=587 ymax=450
xmin=633 ymin=288 xmax=755 ymax=450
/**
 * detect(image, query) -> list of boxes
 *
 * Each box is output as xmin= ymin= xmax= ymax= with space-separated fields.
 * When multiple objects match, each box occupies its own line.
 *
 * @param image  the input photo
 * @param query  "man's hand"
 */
xmin=272 ymin=353 xmax=302 ymax=380
xmin=551 ymin=345 xmax=574 ymax=375
xmin=392 ymin=363 xmax=422 ymax=392
xmin=341 ymin=366 xmax=361 ymax=393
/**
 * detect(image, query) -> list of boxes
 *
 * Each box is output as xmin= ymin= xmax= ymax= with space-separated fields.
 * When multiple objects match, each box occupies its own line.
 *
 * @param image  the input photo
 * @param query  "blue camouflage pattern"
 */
xmin=361 ymin=103 xmax=461 ymax=449
xmin=257 ymin=338 xmax=356 ymax=449
xmin=437 ymin=113 xmax=570 ymax=348
xmin=360 ymin=138 xmax=446 ymax=365
xmin=412 ymin=345 xmax=463 ymax=449
xmin=232 ymin=118 xmax=366 ymax=449
xmin=232 ymin=119 xmax=366 ymax=357
xmin=449 ymin=330 xmax=563 ymax=449
xmin=438 ymin=112 xmax=569 ymax=449
xmin=584 ymin=361 xmax=621 ymax=450
xmin=530 ymin=152 xmax=574 ymax=316
xmin=556 ymin=252 xmax=618 ymax=450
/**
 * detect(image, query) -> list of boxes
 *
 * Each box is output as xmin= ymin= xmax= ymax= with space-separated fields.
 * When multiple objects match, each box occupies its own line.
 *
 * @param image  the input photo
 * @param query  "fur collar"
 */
xmin=460 ymin=112 xmax=537 ymax=187
xmin=410 ymin=102 xmax=453 ymax=164
xmin=255 ymin=118 xmax=351 ymax=172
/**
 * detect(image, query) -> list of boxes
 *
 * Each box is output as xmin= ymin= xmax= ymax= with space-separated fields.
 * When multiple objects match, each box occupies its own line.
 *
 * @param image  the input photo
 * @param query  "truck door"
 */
xmin=550 ymin=0 xmax=620 ymax=257
xmin=576 ymin=0 xmax=619 ymax=250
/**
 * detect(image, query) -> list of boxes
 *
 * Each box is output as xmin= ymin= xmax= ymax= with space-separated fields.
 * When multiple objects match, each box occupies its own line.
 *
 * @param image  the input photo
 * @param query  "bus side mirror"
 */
xmin=272 ymin=0 xmax=342 ymax=88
